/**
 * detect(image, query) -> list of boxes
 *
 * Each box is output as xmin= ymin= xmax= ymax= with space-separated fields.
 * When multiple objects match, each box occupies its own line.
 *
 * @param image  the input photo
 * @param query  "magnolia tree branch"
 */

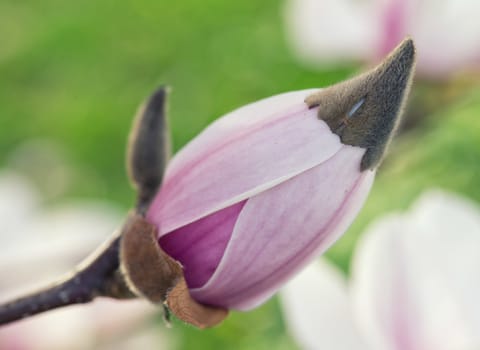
xmin=0 ymin=87 xmax=170 ymax=326
xmin=0 ymin=231 xmax=134 ymax=325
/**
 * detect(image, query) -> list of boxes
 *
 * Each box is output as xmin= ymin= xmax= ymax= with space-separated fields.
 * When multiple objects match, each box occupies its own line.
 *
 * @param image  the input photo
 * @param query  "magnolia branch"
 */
xmin=0 ymin=87 xmax=169 ymax=326
xmin=0 ymin=231 xmax=135 ymax=325
xmin=0 ymin=85 xmax=228 ymax=329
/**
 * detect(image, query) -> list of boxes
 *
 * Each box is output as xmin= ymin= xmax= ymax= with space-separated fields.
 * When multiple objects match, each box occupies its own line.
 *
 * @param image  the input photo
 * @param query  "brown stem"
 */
xmin=0 ymin=228 xmax=135 ymax=326
xmin=0 ymin=86 xmax=202 ymax=327
xmin=0 ymin=86 xmax=171 ymax=326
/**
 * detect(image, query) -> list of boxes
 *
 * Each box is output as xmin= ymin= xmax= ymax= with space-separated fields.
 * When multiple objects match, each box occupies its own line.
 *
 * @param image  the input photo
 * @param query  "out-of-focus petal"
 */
xmin=281 ymin=260 xmax=369 ymax=350
xmin=351 ymin=190 xmax=480 ymax=350
xmin=375 ymin=0 xmax=411 ymax=58
xmin=284 ymin=0 xmax=378 ymax=65
xmin=191 ymin=146 xmax=375 ymax=309
xmin=0 ymin=171 xmax=160 ymax=350
xmin=148 ymin=90 xmax=343 ymax=236
xmin=0 ymin=300 xmax=159 ymax=350
xmin=99 ymin=321 xmax=167 ymax=350
xmin=407 ymin=0 xmax=480 ymax=76
xmin=0 ymin=171 xmax=39 ymax=244
xmin=350 ymin=213 xmax=419 ymax=350
xmin=0 ymin=202 xmax=122 ymax=300
xmin=0 ymin=306 xmax=95 ymax=350
xmin=285 ymin=0 xmax=480 ymax=77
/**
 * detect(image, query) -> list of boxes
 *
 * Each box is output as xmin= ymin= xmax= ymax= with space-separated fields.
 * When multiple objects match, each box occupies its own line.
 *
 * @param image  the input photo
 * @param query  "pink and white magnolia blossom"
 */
xmin=0 ymin=171 xmax=163 ymax=350
xmin=284 ymin=0 xmax=480 ymax=77
xmin=146 ymin=39 xmax=414 ymax=312
xmin=147 ymin=90 xmax=375 ymax=310
xmin=281 ymin=190 xmax=480 ymax=350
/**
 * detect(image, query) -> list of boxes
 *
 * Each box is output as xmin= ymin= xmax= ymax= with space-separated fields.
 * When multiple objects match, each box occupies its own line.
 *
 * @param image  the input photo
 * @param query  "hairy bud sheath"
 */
xmin=144 ymin=39 xmax=416 ymax=310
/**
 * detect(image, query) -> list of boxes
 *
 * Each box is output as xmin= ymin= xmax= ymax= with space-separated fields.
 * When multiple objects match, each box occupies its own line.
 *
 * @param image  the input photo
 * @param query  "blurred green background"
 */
xmin=0 ymin=0 xmax=479 ymax=349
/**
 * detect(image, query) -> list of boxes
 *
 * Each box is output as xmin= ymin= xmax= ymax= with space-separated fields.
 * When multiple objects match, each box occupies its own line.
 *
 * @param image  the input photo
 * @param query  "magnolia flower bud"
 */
xmin=0 ymin=39 xmax=416 ymax=331
xmin=144 ymin=39 xmax=416 ymax=311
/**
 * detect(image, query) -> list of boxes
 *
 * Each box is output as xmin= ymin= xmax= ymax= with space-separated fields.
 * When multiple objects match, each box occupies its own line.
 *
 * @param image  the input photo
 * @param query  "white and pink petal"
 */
xmin=190 ymin=145 xmax=374 ymax=309
xmin=351 ymin=190 xmax=480 ymax=350
xmin=281 ymin=260 xmax=370 ymax=350
xmin=148 ymin=90 xmax=343 ymax=236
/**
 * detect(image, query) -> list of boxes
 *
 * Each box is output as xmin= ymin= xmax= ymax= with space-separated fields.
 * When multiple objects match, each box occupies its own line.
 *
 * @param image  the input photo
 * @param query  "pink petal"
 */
xmin=190 ymin=145 xmax=375 ymax=310
xmin=159 ymin=200 xmax=246 ymax=288
xmin=351 ymin=190 xmax=480 ymax=350
xmin=166 ymin=89 xmax=319 ymax=174
xmin=377 ymin=0 xmax=410 ymax=58
xmin=147 ymin=90 xmax=343 ymax=236
xmin=281 ymin=260 xmax=369 ymax=350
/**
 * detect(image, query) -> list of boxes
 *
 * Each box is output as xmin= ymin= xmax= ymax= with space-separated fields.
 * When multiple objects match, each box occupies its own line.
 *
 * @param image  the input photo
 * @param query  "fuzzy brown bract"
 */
xmin=305 ymin=38 xmax=416 ymax=170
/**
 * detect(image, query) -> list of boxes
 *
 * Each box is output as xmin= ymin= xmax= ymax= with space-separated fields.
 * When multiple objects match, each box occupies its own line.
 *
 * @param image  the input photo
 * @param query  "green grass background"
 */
xmin=0 ymin=1 xmax=479 ymax=349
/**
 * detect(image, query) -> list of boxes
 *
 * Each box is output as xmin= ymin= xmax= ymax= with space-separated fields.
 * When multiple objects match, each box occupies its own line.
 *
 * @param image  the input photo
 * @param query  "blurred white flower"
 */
xmin=284 ymin=0 xmax=480 ymax=78
xmin=0 ymin=171 xmax=167 ymax=350
xmin=281 ymin=190 xmax=480 ymax=350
